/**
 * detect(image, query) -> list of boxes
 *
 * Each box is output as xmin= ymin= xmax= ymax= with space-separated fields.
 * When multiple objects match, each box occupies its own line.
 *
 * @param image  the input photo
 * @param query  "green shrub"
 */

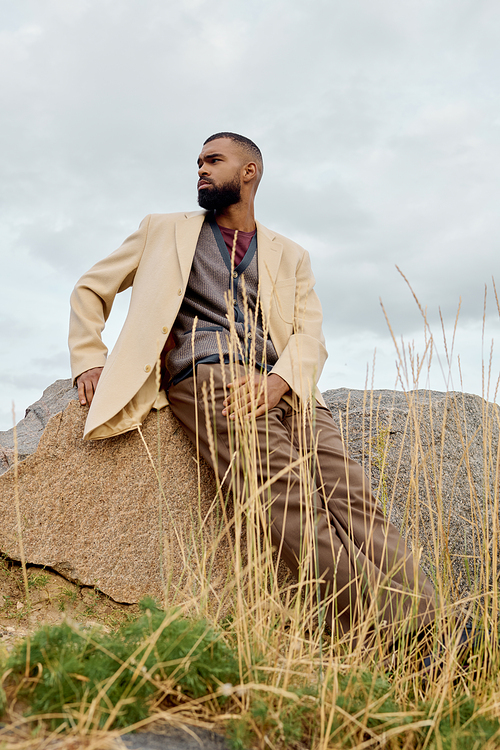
xmin=5 ymin=598 xmax=239 ymax=729
xmin=422 ymin=697 xmax=500 ymax=750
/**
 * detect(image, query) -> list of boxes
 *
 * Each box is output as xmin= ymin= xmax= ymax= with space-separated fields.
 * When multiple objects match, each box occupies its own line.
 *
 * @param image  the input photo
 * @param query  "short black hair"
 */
xmin=203 ymin=132 xmax=263 ymax=171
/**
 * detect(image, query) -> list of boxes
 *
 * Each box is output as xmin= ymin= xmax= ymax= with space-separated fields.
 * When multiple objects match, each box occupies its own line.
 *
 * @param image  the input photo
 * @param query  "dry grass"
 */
xmin=1 ymin=280 xmax=500 ymax=749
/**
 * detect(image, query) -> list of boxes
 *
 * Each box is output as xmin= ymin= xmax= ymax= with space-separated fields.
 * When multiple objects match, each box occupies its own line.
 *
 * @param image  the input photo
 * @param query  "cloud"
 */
xmin=1 ymin=0 xmax=500 ymax=429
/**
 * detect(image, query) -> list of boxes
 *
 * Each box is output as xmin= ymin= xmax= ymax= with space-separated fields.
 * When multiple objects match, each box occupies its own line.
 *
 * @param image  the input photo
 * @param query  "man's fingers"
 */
xmin=77 ymin=376 xmax=93 ymax=406
xmin=223 ymin=390 xmax=251 ymax=417
xmin=222 ymin=372 xmax=286 ymax=419
xmin=224 ymin=377 xmax=250 ymax=407
xmin=225 ymin=384 xmax=268 ymax=419
xmin=76 ymin=367 xmax=104 ymax=408
xmin=252 ymin=403 xmax=268 ymax=419
xmin=222 ymin=389 xmax=249 ymax=416
xmin=228 ymin=375 xmax=250 ymax=389
xmin=226 ymin=384 xmax=261 ymax=409
xmin=78 ymin=380 xmax=87 ymax=406
xmin=84 ymin=379 xmax=95 ymax=406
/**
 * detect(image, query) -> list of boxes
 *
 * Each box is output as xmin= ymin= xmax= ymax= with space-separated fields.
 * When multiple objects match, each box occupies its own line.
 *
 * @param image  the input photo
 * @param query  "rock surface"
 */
xmin=323 ymin=388 xmax=500 ymax=597
xmin=0 ymin=381 xmax=498 ymax=605
xmin=0 ymin=381 xmax=223 ymax=606
xmin=120 ymin=728 xmax=232 ymax=750
xmin=0 ymin=380 xmax=78 ymax=474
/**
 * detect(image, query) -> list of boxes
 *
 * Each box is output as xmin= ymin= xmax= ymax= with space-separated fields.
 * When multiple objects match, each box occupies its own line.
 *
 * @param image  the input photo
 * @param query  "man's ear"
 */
xmin=242 ymin=161 xmax=258 ymax=182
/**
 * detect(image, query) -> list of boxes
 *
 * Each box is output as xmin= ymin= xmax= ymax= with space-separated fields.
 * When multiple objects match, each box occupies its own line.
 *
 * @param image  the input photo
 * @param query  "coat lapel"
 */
xmin=175 ymin=211 xmax=206 ymax=285
xmin=256 ymin=221 xmax=283 ymax=319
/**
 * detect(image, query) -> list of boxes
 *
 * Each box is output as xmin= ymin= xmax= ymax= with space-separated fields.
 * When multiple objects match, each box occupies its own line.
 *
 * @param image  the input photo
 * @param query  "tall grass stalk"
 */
xmin=11 ymin=403 xmax=31 ymax=677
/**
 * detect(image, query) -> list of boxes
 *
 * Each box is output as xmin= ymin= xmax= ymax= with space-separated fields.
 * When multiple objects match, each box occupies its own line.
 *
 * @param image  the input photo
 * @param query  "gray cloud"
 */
xmin=1 ymin=0 xmax=500 ymax=429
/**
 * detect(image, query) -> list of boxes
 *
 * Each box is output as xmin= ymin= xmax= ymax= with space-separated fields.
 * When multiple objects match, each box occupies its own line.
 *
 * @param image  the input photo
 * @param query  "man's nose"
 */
xmin=198 ymin=162 xmax=209 ymax=177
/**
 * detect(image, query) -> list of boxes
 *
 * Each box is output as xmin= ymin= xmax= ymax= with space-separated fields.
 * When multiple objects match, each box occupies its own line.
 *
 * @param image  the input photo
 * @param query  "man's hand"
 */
xmin=222 ymin=373 xmax=290 ymax=420
xmin=76 ymin=367 xmax=104 ymax=407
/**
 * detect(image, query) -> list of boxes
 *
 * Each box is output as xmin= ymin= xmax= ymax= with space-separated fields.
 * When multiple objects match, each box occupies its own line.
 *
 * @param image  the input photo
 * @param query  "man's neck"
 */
xmin=214 ymin=203 xmax=256 ymax=233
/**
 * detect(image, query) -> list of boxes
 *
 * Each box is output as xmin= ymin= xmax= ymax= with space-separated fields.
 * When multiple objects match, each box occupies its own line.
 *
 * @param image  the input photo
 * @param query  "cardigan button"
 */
xmin=177 ymin=288 xmax=182 ymax=296
xmin=162 ymin=326 xmax=168 ymax=334
xmin=144 ymin=364 xmax=152 ymax=373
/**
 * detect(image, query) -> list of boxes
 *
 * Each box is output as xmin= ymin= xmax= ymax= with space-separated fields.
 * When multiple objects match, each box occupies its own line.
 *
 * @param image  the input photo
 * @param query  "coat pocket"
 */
xmin=273 ymin=277 xmax=296 ymax=325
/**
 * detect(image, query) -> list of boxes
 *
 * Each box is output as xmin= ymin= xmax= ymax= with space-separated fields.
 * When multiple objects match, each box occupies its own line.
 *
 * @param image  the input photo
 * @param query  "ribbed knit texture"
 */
xmin=165 ymin=217 xmax=278 ymax=383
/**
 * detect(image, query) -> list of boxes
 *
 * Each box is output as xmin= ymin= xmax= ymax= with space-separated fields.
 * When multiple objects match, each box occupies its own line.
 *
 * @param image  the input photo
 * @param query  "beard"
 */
xmin=197 ymin=174 xmax=241 ymax=210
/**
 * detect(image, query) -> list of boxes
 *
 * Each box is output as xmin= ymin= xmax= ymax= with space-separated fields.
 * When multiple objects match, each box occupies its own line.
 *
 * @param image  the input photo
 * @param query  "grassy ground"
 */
xmin=0 ymin=558 xmax=138 ymax=652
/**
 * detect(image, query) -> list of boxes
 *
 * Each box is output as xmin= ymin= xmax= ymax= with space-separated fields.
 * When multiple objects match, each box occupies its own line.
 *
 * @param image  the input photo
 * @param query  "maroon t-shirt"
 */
xmin=218 ymin=224 xmax=256 ymax=267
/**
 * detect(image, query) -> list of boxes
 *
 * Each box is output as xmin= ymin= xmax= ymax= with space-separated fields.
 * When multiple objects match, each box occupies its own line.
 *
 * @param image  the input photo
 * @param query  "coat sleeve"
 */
xmin=68 ymin=215 xmax=151 ymax=384
xmin=269 ymin=248 xmax=328 ymax=402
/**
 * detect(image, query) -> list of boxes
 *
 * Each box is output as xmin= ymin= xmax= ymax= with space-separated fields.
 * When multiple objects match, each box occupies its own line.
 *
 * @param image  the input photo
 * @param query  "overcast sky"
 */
xmin=1 ymin=0 xmax=499 ymax=431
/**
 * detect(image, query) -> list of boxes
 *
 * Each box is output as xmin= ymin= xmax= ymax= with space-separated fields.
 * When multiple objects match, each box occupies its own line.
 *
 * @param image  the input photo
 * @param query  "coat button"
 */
xmin=144 ymin=364 xmax=152 ymax=373
xmin=162 ymin=326 xmax=168 ymax=334
xmin=177 ymin=288 xmax=182 ymax=296
xmin=232 ymin=271 xmax=238 ymax=278
xmin=233 ymin=299 xmax=237 ymax=306
xmin=248 ymin=332 xmax=252 ymax=339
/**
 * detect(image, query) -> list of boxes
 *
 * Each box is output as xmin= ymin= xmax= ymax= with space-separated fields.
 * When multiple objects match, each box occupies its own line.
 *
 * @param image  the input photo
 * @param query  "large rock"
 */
xmin=323 ymin=388 xmax=500 ymax=598
xmin=0 ymin=383 xmax=223 ymax=605
xmin=0 ymin=382 xmax=498 ymax=604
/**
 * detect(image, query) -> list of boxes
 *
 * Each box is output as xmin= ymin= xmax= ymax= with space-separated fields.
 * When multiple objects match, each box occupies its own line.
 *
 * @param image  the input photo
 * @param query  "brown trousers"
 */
xmin=168 ymin=363 xmax=435 ymax=639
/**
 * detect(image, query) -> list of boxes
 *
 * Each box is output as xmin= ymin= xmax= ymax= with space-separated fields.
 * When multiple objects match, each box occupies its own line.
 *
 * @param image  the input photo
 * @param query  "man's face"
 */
xmin=197 ymin=138 xmax=244 ymax=210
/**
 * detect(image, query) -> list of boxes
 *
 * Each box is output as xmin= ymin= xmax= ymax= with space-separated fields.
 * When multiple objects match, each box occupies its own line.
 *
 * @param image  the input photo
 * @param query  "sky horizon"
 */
xmin=1 ymin=0 xmax=499 ymax=432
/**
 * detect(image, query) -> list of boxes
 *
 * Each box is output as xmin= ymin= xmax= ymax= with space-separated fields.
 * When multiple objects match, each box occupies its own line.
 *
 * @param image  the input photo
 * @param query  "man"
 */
xmin=69 ymin=132 xmax=435 ymax=642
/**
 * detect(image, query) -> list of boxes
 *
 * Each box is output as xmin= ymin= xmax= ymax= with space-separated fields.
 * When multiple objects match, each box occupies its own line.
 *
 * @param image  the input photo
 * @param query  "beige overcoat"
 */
xmin=69 ymin=211 xmax=328 ymax=440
